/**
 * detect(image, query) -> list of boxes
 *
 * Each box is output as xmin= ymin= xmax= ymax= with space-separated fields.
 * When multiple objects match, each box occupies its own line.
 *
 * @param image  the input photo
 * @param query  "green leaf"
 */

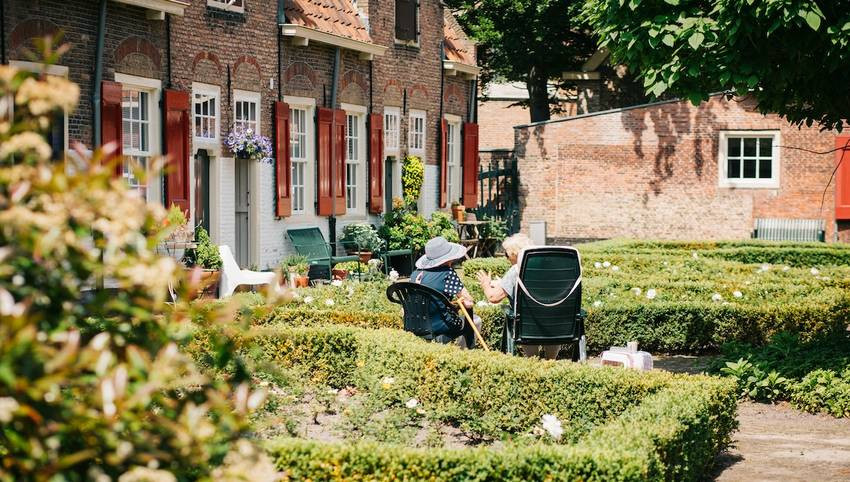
xmin=662 ymin=34 xmax=675 ymax=47
xmin=651 ymin=81 xmax=667 ymax=97
xmin=665 ymin=0 xmax=679 ymax=5
xmin=688 ymin=32 xmax=704 ymax=49
xmin=803 ymin=11 xmax=821 ymax=31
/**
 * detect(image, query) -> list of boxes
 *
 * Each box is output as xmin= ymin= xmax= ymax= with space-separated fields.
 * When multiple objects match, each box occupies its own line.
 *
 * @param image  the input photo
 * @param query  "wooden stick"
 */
xmin=454 ymin=299 xmax=490 ymax=351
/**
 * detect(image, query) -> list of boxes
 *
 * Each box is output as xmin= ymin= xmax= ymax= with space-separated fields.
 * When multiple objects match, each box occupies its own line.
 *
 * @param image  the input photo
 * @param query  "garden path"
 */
xmin=632 ymin=355 xmax=850 ymax=481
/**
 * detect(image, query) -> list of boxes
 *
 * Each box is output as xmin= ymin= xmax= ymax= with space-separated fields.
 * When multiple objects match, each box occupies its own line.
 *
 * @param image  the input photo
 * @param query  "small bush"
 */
xmin=791 ymin=369 xmax=850 ymax=418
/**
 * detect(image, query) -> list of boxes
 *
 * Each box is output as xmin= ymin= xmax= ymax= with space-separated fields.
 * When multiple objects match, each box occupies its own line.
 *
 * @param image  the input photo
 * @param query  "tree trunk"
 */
xmin=527 ymin=67 xmax=551 ymax=123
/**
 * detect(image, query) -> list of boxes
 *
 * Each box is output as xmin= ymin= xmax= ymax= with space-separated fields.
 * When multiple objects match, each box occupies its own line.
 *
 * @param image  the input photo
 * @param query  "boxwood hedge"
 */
xmin=231 ymin=325 xmax=736 ymax=481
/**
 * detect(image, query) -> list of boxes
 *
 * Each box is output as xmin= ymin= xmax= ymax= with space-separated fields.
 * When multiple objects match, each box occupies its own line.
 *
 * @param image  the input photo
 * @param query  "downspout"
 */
xmin=277 ymin=0 xmax=284 ymax=101
xmin=438 ymin=41 xmax=445 ymax=209
xmin=165 ymin=14 xmax=173 ymax=89
xmin=1 ymin=0 xmax=7 ymax=65
xmin=328 ymin=47 xmax=341 ymax=246
xmin=472 ymin=76 xmax=479 ymax=123
xmin=92 ymin=0 xmax=107 ymax=147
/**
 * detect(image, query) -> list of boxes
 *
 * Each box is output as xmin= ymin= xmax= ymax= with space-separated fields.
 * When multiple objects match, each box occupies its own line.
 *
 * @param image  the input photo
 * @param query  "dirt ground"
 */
xmin=610 ymin=355 xmax=850 ymax=481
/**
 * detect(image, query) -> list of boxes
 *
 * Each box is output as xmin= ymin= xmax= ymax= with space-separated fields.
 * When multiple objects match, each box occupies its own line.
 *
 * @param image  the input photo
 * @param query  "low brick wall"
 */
xmin=514 ymin=96 xmax=845 ymax=242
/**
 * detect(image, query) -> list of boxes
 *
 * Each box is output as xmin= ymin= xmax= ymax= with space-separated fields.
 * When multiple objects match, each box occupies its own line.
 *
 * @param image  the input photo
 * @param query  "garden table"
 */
xmin=455 ymin=220 xmax=487 ymax=258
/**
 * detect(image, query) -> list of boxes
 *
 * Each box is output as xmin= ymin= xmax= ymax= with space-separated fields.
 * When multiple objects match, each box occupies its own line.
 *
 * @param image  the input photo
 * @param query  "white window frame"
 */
xmin=342 ymin=103 xmax=367 ymax=214
xmin=718 ymin=130 xmax=780 ymax=189
xmin=192 ymin=82 xmax=221 ymax=148
xmin=116 ymin=73 xmax=162 ymax=204
xmin=445 ymin=114 xmax=462 ymax=204
xmin=207 ymin=0 xmax=244 ymax=13
xmin=384 ymin=106 xmax=401 ymax=156
xmin=10 ymin=61 xmax=70 ymax=160
xmin=233 ymin=89 xmax=261 ymax=134
xmin=409 ymin=109 xmax=426 ymax=160
xmin=285 ymin=96 xmax=315 ymax=216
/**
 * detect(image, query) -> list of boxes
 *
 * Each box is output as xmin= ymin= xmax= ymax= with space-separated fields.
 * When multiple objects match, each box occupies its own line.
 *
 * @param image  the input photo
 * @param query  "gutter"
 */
xmin=1 ymin=0 xmax=6 ymax=65
xmin=92 ymin=0 xmax=107 ymax=147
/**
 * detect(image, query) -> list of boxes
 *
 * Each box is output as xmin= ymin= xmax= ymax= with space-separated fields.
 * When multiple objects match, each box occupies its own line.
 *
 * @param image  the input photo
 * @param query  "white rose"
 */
xmin=405 ymin=398 xmax=419 ymax=409
xmin=0 ymin=397 xmax=19 ymax=423
xmin=541 ymin=414 xmax=563 ymax=441
xmin=810 ymin=267 xmax=820 ymax=275
xmin=602 ymin=261 xmax=611 ymax=268
xmin=592 ymin=300 xmax=603 ymax=307
xmin=331 ymin=279 xmax=343 ymax=287
xmin=325 ymin=299 xmax=335 ymax=307
xmin=303 ymin=296 xmax=314 ymax=304
xmin=611 ymin=265 xmax=620 ymax=272
xmin=594 ymin=262 xmax=602 ymax=269
xmin=711 ymin=293 xmax=722 ymax=302
xmin=646 ymin=289 xmax=656 ymax=300
xmin=733 ymin=290 xmax=743 ymax=298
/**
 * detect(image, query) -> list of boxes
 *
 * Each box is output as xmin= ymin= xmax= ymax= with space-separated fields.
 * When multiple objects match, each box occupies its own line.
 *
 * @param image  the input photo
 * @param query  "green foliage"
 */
xmin=183 ymin=226 xmax=223 ymax=270
xmin=379 ymin=201 xmax=462 ymax=252
xmin=462 ymin=257 xmax=512 ymax=277
xmin=401 ymin=155 xmax=424 ymax=203
xmin=709 ymin=331 xmax=850 ymax=417
xmin=582 ymin=0 xmax=850 ymax=130
xmin=281 ymin=254 xmax=309 ymax=276
xmin=0 ymin=60 xmax=272 ymax=480
xmin=236 ymin=326 xmax=736 ymax=480
xmin=341 ymin=223 xmax=383 ymax=253
xmin=478 ymin=215 xmax=508 ymax=241
xmin=429 ymin=210 xmax=461 ymax=243
xmin=166 ymin=202 xmax=188 ymax=227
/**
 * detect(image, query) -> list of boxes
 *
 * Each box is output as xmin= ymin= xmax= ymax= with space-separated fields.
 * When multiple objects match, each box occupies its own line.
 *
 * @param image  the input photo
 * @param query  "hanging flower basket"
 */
xmin=224 ymin=127 xmax=274 ymax=163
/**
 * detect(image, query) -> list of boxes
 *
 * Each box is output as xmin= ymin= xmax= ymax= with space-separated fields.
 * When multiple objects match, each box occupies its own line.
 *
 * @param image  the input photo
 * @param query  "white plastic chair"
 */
xmin=218 ymin=245 xmax=277 ymax=298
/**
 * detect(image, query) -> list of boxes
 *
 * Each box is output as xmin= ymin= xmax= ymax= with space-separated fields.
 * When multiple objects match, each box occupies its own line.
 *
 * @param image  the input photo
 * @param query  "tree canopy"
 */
xmin=446 ymin=0 xmax=596 ymax=122
xmin=583 ymin=0 xmax=850 ymax=130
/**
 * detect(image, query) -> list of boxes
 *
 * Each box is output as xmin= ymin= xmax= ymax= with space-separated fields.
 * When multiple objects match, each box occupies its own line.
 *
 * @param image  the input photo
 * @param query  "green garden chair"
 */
xmin=286 ymin=227 xmax=360 ymax=278
xmin=368 ymin=224 xmax=414 ymax=275
xmin=504 ymin=246 xmax=586 ymax=360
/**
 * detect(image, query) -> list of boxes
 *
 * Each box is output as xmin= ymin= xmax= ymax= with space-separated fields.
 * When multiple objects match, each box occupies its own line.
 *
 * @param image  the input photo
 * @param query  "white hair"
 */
xmin=502 ymin=233 xmax=532 ymax=258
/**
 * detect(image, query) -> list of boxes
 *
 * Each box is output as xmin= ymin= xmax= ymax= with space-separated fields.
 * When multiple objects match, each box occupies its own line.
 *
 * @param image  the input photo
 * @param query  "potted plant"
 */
xmin=341 ymin=223 xmax=383 ymax=263
xmin=281 ymin=255 xmax=310 ymax=287
xmin=161 ymin=204 xmax=194 ymax=244
xmin=181 ymin=226 xmax=222 ymax=298
xmin=451 ymin=202 xmax=466 ymax=222
xmin=331 ymin=265 xmax=349 ymax=281
xmin=224 ymin=127 xmax=274 ymax=163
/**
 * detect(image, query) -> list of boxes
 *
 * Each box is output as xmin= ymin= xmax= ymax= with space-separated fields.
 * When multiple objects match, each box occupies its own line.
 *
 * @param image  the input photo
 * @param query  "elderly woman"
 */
xmin=411 ymin=236 xmax=480 ymax=349
xmin=476 ymin=233 xmax=561 ymax=359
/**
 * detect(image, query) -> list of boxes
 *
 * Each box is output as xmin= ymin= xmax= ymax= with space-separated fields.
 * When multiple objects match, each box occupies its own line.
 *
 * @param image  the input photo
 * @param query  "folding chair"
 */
xmin=504 ymin=246 xmax=586 ymax=360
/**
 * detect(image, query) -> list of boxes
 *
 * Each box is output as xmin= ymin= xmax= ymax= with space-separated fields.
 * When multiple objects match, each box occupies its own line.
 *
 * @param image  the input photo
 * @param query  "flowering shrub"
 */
xmin=401 ymin=155 xmax=424 ymax=203
xmin=0 ymin=55 xmax=274 ymax=480
xmin=224 ymin=127 xmax=273 ymax=163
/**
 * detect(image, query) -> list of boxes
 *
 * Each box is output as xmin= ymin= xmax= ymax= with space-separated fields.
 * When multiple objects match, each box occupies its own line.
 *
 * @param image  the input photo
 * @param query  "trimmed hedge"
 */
xmin=235 ymin=325 xmax=737 ymax=481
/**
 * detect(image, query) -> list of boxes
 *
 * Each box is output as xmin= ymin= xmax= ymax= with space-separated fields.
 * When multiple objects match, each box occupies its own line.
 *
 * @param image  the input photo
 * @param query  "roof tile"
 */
xmin=285 ymin=0 xmax=372 ymax=44
xmin=444 ymin=11 xmax=475 ymax=66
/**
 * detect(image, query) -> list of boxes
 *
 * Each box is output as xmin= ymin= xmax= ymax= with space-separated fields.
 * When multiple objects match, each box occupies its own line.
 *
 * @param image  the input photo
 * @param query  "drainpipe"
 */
xmin=165 ymin=14 xmax=173 ymax=89
xmin=1 ymin=0 xmax=7 ymax=65
xmin=472 ymin=75 xmax=479 ymax=123
xmin=438 ymin=41 xmax=445 ymax=209
xmin=328 ymin=47 xmax=341 ymax=246
xmin=277 ymin=0 xmax=284 ymax=101
xmin=92 ymin=0 xmax=107 ymax=147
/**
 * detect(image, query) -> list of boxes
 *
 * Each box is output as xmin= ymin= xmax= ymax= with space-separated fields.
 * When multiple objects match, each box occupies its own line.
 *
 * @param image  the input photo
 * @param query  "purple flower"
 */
xmin=225 ymin=126 xmax=274 ymax=163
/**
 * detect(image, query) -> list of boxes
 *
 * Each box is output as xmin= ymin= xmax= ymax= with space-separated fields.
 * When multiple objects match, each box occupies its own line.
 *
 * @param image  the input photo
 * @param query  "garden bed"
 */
xmin=202 ymin=325 xmax=738 ymax=480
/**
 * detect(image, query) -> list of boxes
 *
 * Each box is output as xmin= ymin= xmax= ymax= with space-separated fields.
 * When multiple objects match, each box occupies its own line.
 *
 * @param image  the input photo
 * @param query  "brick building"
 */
xmin=2 ymin=0 xmax=481 ymax=269
xmin=514 ymin=95 xmax=850 ymax=243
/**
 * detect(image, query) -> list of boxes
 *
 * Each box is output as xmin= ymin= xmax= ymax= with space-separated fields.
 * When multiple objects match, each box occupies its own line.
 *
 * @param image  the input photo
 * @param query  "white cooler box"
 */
xmin=600 ymin=348 xmax=653 ymax=371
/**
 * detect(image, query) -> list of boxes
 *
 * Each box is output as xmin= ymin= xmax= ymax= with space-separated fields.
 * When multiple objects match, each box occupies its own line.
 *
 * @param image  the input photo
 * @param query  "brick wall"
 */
xmin=4 ymin=0 xmax=167 ymax=145
xmin=514 ymin=96 xmax=842 ymax=242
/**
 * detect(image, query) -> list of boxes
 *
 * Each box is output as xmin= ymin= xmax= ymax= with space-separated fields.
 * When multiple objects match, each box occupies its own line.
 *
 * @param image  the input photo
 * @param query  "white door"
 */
xmin=235 ymin=159 xmax=251 ymax=267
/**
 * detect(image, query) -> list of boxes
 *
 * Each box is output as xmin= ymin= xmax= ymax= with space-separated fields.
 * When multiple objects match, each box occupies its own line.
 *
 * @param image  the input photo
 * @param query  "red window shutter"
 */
xmin=163 ymin=90 xmax=191 ymax=215
xmin=462 ymin=122 xmax=479 ymax=208
xmin=836 ymin=135 xmax=850 ymax=220
xmin=440 ymin=119 xmax=448 ymax=208
xmin=334 ymin=108 xmax=347 ymax=215
xmin=368 ymin=113 xmax=384 ymax=214
xmin=275 ymin=102 xmax=292 ymax=217
xmin=100 ymin=80 xmax=123 ymax=177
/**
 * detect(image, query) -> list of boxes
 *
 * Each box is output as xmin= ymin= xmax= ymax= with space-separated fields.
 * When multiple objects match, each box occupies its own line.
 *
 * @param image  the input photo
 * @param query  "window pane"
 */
xmin=209 ymin=98 xmax=215 ymax=116
xmin=743 ymin=158 xmax=757 ymax=178
xmin=140 ymin=122 xmax=148 ymax=151
xmin=759 ymin=137 xmax=772 ymax=158
xmin=727 ymin=158 xmax=740 ymax=179
xmin=139 ymin=92 xmax=148 ymax=121
xmin=727 ymin=137 xmax=740 ymax=157
xmin=759 ymin=159 xmax=772 ymax=179
xmin=743 ymin=138 xmax=756 ymax=157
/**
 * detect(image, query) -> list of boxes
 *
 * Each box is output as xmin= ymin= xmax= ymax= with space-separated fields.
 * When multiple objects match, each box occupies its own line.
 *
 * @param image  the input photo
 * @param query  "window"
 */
xmin=207 ymin=0 xmax=244 ymax=13
xmin=384 ymin=107 xmax=400 ymax=154
xmin=10 ymin=61 xmax=69 ymax=162
xmin=446 ymin=119 xmax=461 ymax=203
xmin=122 ymin=89 xmax=151 ymax=198
xmin=290 ymin=107 xmax=308 ymax=214
xmin=193 ymin=83 xmax=220 ymax=144
xmin=409 ymin=110 xmax=426 ymax=157
xmin=346 ymin=112 xmax=362 ymax=210
xmin=395 ymin=0 xmax=418 ymax=44
xmin=233 ymin=90 xmax=260 ymax=134
xmin=718 ymin=131 xmax=780 ymax=188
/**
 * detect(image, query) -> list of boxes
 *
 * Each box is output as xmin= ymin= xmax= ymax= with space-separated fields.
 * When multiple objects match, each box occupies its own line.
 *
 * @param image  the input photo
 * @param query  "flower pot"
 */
xmin=184 ymin=268 xmax=220 ymax=299
xmin=294 ymin=275 xmax=309 ymax=288
xmin=357 ymin=251 xmax=373 ymax=264
xmin=452 ymin=205 xmax=466 ymax=222
xmin=331 ymin=269 xmax=348 ymax=280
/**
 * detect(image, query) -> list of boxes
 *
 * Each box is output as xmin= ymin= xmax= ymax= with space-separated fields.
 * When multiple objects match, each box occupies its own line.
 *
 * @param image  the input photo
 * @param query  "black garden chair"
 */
xmin=504 ymin=246 xmax=586 ymax=360
xmin=386 ymin=282 xmax=464 ymax=342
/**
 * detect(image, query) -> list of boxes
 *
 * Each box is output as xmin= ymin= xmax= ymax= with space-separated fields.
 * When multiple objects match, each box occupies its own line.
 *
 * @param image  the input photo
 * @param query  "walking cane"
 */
xmin=454 ymin=299 xmax=490 ymax=351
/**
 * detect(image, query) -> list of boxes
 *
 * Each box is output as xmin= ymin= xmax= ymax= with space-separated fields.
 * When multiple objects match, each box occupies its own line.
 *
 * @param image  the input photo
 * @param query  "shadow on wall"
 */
xmin=620 ymin=96 xmax=732 ymax=204
xmin=514 ymin=124 xmax=549 ymax=219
